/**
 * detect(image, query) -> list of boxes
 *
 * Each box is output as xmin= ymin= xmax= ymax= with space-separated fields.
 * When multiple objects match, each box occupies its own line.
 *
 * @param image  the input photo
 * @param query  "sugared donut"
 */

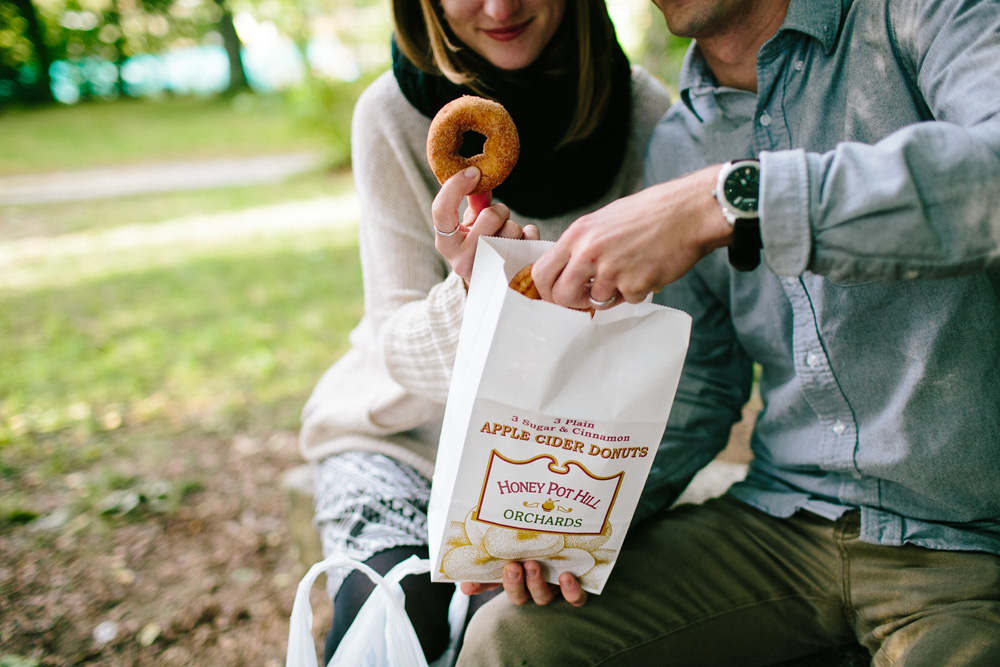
xmin=509 ymin=262 xmax=595 ymax=315
xmin=427 ymin=96 xmax=520 ymax=194
xmin=508 ymin=263 xmax=541 ymax=300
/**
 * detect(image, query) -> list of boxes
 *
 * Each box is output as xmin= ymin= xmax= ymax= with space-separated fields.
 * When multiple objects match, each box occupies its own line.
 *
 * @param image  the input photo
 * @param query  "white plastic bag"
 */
xmin=285 ymin=554 xmax=469 ymax=667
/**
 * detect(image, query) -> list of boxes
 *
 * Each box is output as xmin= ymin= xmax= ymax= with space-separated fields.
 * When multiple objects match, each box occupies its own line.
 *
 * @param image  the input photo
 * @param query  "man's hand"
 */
xmin=460 ymin=561 xmax=588 ymax=607
xmin=432 ymin=167 xmax=539 ymax=283
xmin=532 ymin=165 xmax=733 ymax=309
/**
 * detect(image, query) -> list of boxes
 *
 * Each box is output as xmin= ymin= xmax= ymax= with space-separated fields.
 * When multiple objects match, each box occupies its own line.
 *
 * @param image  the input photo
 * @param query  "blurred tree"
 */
xmin=212 ymin=0 xmax=249 ymax=94
xmin=0 ymin=0 xmax=247 ymax=104
xmin=5 ymin=0 xmax=55 ymax=103
xmin=103 ymin=0 xmax=128 ymax=97
xmin=279 ymin=0 xmax=391 ymax=166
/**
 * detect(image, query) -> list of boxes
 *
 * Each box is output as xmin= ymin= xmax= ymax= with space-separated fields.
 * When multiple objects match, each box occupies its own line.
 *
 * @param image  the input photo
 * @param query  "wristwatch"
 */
xmin=713 ymin=159 xmax=762 ymax=271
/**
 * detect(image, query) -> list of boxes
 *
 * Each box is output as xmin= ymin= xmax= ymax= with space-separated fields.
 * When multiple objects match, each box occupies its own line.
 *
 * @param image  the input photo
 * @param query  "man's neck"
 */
xmin=697 ymin=0 xmax=791 ymax=92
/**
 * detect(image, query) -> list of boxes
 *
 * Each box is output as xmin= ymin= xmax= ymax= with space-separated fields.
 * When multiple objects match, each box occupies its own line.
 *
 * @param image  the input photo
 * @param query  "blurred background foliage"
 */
xmin=1 ymin=0 xmax=689 ymax=156
xmin=0 ymin=1 xmax=690 ymax=528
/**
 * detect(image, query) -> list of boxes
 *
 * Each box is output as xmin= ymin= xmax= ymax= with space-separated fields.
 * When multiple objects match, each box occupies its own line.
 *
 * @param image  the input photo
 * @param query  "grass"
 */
xmin=1 ymin=222 xmax=363 ymax=472
xmin=0 ymin=167 xmax=354 ymax=241
xmin=0 ymin=94 xmax=329 ymax=176
xmin=0 ymin=195 xmax=364 ymax=522
xmin=0 ymin=92 xmax=367 ymax=526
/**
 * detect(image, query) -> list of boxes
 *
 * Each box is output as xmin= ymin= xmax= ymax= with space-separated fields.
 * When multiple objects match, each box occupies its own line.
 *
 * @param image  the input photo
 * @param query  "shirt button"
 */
xmin=806 ymin=352 xmax=821 ymax=368
xmin=759 ymin=112 xmax=772 ymax=126
xmin=794 ymin=60 xmax=805 ymax=71
xmin=832 ymin=420 xmax=846 ymax=435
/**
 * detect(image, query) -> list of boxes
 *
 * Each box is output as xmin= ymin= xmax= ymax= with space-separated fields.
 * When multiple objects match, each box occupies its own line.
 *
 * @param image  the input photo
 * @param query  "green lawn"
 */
xmin=0 ymin=94 xmax=365 ymax=525
xmin=0 ymin=95 xmax=328 ymax=176
xmin=0 ymin=167 xmax=354 ymax=241
xmin=1 ymin=220 xmax=363 ymax=471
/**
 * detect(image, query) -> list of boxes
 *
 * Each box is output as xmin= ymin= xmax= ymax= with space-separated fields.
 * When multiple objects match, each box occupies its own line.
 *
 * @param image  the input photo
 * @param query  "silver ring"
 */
xmin=589 ymin=293 xmax=617 ymax=308
xmin=587 ymin=281 xmax=617 ymax=308
xmin=434 ymin=225 xmax=459 ymax=237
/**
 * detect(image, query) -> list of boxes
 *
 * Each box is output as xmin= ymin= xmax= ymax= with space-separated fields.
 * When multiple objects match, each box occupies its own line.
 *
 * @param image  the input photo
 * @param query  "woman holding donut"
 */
xmin=298 ymin=0 xmax=669 ymax=663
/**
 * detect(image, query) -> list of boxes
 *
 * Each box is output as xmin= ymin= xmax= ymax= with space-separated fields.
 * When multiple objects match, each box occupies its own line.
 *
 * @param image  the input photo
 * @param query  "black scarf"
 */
xmin=392 ymin=22 xmax=632 ymax=218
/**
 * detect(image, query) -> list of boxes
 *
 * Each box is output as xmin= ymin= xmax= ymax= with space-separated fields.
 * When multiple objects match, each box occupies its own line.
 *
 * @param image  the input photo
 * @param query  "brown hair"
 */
xmin=392 ymin=0 xmax=619 ymax=146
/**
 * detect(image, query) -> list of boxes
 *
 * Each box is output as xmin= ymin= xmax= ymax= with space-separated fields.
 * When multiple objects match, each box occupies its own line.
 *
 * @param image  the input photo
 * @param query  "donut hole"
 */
xmin=458 ymin=130 xmax=487 ymax=159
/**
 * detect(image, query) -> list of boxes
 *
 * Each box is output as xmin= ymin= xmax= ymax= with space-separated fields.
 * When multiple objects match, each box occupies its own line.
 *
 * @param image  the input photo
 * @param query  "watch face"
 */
xmin=724 ymin=165 xmax=759 ymax=213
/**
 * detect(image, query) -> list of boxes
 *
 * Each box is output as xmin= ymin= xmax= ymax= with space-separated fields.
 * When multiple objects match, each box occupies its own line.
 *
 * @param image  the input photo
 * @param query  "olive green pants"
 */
xmin=457 ymin=496 xmax=1000 ymax=666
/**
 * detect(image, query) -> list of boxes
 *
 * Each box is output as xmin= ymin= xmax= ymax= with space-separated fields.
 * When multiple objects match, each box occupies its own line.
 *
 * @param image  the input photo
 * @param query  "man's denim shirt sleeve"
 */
xmin=759 ymin=149 xmax=811 ymax=276
xmin=758 ymin=0 xmax=1000 ymax=282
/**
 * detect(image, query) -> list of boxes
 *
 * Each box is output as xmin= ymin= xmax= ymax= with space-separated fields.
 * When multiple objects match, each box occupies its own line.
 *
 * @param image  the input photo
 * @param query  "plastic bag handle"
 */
xmin=286 ymin=554 xmax=431 ymax=667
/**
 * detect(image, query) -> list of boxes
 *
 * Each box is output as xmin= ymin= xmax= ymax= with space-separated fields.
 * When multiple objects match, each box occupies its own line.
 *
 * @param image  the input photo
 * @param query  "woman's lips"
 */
xmin=482 ymin=20 xmax=531 ymax=42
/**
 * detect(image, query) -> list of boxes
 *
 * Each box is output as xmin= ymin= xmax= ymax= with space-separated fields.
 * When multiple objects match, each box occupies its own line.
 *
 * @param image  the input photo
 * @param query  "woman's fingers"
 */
xmin=467 ymin=191 xmax=492 ymax=216
xmin=558 ymin=571 xmax=588 ymax=607
xmin=432 ymin=170 xmax=540 ymax=282
xmin=523 ymin=561 xmax=557 ymax=605
xmin=432 ymin=167 xmax=482 ymax=236
xmin=500 ymin=562 xmax=585 ymax=607
xmin=502 ymin=562 xmax=532 ymax=606
xmin=460 ymin=581 xmax=501 ymax=596
xmin=470 ymin=204 xmax=511 ymax=238
xmin=502 ymin=561 xmax=556 ymax=606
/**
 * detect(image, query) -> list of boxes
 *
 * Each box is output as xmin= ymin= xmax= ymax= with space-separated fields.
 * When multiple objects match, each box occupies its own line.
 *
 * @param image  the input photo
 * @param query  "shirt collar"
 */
xmin=678 ymin=0 xmax=845 ymax=118
xmin=781 ymin=0 xmax=844 ymax=55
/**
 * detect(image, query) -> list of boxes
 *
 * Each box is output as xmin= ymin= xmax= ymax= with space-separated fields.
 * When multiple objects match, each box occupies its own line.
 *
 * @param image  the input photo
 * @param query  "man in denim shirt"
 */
xmin=459 ymin=0 xmax=1000 ymax=664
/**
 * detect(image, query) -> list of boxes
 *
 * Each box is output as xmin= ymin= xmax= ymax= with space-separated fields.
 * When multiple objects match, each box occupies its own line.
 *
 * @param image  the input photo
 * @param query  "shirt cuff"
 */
xmin=759 ymin=149 xmax=812 ymax=276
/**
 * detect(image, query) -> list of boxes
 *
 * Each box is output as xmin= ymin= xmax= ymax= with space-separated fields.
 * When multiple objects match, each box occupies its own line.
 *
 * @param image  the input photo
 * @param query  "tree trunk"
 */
xmin=107 ymin=1 xmax=130 ymax=98
xmin=213 ymin=0 xmax=250 ymax=95
xmin=11 ymin=0 xmax=54 ymax=103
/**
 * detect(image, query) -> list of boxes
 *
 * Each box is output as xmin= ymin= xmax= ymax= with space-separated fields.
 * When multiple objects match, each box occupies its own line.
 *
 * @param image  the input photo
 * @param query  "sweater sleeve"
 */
xmin=351 ymin=76 xmax=468 ymax=404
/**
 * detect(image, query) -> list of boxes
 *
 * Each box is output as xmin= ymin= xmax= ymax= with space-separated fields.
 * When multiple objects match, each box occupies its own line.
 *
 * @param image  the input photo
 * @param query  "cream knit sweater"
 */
xmin=299 ymin=67 xmax=670 ymax=479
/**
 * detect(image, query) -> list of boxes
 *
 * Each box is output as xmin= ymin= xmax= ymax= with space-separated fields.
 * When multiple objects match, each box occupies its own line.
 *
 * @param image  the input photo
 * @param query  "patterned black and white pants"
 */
xmin=312 ymin=451 xmax=431 ymax=596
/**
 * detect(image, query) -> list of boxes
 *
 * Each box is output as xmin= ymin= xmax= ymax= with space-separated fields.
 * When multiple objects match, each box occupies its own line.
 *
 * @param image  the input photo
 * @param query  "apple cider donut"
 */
xmin=509 ymin=262 xmax=595 ymax=315
xmin=426 ymin=95 xmax=520 ymax=194
xmin=508 ymin=263 xmax=541 ymax=300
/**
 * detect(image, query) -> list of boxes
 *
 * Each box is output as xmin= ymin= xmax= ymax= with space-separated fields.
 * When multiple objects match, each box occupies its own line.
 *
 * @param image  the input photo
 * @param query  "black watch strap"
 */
xmin=728 ymin=218 xmax=762 ymax=271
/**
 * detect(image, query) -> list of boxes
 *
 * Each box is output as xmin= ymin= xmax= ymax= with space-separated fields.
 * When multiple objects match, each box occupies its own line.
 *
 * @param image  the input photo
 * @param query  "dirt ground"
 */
xmin=0 ymin=389 xmax=762 ymax=667
xmin=0 ymin=430 xmax=330 ymax=666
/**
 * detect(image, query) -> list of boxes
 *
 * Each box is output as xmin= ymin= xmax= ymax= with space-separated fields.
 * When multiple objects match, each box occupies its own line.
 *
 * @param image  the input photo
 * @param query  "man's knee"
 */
xmin=458 ymin=597 xmax=565 ymax=666
xmin=459 ymin=598 xmax=520 ymax=665
xmin=875 ymin=603 xmax=1000 ymax=667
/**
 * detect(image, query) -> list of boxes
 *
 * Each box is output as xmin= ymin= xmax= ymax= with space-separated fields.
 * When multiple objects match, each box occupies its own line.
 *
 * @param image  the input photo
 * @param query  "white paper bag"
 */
xmin=428 ymin=237 xmax=692 ymax=594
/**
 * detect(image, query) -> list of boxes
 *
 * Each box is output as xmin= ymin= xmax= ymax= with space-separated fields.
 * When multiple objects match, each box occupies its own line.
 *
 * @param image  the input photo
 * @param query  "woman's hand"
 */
xmin=460 ymin=561 xmax=588 ymax=608
xmin=432 ymin=167 xmax=539 ymax=283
